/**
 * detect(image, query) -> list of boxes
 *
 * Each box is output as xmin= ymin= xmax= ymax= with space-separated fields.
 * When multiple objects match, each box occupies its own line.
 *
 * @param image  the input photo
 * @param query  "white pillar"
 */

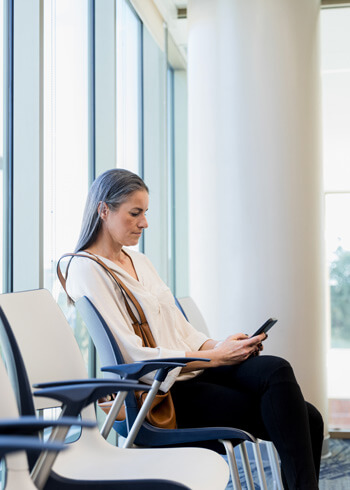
xmin=188 ymin=0 xmax=327 ymax=424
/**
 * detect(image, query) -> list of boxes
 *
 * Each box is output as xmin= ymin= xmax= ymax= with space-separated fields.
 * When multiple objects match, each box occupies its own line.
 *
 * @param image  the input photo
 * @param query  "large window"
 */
xmin=43 ymin=0 xmax=90 ymax=365
xmin=321 ymin=6 xmax=350 ymax=429
xmin=0 ymin=0 xmax=4 ymax=294
xmin=0 ymin=0 xmax=188 ymax=387
xmin=116 ymin=0 xmax=142 ymax=175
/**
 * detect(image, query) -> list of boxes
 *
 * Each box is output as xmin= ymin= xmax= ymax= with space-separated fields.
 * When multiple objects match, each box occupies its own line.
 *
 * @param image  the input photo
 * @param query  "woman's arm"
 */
xmin=182 ymin=332 xmax=266 ymax=371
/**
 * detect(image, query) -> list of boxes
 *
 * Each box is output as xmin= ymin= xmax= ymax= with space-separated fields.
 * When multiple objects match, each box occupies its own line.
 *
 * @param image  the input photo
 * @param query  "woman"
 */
xmin=64 ymin=168 xmax=323 ymax=490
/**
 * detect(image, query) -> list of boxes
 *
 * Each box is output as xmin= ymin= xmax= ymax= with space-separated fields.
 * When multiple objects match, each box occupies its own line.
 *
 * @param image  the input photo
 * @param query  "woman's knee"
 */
xmin=251 ymin=355 xmax=300 ymax=389
xmin=255 ymin=355 xmax=293 ymax=377
xmin=306 ymin=402 xmax=324 ymax=439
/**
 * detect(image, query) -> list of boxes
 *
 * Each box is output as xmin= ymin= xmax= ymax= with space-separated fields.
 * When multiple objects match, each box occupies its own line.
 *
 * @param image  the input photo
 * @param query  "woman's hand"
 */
xmin=212 ymin=333 xmax=266 ymax=366
xmin=184 ymin=332 xmax=266 ymax=371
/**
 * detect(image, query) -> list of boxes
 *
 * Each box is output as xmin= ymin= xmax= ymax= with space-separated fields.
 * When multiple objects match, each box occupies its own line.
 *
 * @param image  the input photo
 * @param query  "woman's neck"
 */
xmin=86 ymin=235 xmax=124 ymax=265
xmin=86 ymin=240 xmax=138 ymax=280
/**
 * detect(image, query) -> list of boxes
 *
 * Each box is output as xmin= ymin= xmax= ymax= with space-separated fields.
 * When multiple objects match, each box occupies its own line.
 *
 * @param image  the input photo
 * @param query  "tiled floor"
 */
xmin=225 ymin=439 xmax=350 ymax=489
xmin=319 ymin=439 xmax=350 ymax=490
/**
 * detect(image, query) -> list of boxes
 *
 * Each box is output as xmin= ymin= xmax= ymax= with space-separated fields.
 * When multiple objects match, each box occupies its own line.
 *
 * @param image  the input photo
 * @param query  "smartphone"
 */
xmin=251 ymin=318 xmax=278 ymax=337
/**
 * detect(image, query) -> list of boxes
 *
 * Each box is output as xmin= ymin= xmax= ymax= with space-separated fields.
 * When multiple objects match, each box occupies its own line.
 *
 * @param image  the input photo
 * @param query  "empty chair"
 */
xmin=0 ymin=435 xmax=64 ymax=490
xmin=0 ymin=356 xmax=70 ymax=490
xmin=0 ymin=289 xmax=230 ymax=490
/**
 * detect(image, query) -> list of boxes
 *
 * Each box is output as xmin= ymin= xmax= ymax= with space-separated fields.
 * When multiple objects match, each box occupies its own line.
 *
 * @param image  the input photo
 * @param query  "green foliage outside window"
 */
xmin=330 ymin=246 xmax=350 ymax=348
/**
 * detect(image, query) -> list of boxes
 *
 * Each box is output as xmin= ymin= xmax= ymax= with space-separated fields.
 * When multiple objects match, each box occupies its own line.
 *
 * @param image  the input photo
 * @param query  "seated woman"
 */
xmin=63 ymin=168 xmax=323 ymax=490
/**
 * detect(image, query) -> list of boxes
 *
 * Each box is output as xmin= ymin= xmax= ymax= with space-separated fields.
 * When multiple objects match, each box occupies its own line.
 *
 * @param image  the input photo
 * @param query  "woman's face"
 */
xmin=100 ymin=189 xmax=149 ymax=247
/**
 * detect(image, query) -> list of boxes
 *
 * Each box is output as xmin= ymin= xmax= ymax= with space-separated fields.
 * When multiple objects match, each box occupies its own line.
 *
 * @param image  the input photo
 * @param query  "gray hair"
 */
xmin=75 ymin=168 xmax=149 ymax=252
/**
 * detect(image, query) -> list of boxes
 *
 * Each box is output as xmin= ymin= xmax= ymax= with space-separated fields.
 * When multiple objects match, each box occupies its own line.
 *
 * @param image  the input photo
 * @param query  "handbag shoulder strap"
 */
xmin=57 ymin=251 xmax=147 ymax=326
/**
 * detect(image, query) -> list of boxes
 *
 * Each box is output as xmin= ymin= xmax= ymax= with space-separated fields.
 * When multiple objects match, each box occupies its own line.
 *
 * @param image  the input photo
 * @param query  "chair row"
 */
xmin=0 ymin=289 xmax=229 ymax=490
xmin=0 ymin=289 xmax=282 ymax=489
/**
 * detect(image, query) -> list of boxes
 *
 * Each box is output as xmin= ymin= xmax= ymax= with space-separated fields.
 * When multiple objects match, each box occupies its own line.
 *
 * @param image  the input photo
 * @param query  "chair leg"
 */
xmin=100 ymin=391 xmax=128 ymax=439
xmin=252 ymin=442 xmax=268 ymax=490
xmin=219 ymin=439 xmax=242 ymax=490
xmin=239 ymin=442 xmax=255 ymax=490
xmin=266 ymin=441 xmax=283 ymax=490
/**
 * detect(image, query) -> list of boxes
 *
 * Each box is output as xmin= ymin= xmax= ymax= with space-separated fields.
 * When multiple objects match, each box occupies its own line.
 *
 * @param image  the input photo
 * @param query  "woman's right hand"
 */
xmin=212 ymin=333 xmax=266 ymax=366
xmin=184 ymin=332 xmax=266 ymax=371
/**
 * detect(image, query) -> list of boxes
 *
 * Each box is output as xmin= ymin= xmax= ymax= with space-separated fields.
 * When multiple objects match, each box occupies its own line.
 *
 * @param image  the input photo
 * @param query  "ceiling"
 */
xmin=152 ymin=0 xmax=188 ymax=59
xmin=150 ymin=0 xmax=345 ymax=62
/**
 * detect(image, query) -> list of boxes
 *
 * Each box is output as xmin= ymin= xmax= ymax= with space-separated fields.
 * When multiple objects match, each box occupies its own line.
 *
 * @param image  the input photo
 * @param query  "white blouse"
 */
xmin=66 ymin=249 xmax=209 ymax=392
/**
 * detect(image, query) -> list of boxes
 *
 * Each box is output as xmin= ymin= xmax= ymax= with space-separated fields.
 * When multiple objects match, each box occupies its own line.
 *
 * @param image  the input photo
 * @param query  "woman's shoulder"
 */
xmin=64 ymin=252 xmax=114 ymax=301
xmin=66 ymin=252 xmax=106 ymax=279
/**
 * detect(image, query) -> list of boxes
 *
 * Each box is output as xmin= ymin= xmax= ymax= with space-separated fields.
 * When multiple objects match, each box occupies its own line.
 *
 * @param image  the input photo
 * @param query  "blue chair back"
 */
xmin=76 ymin=296 xmax=140 ymax=436
xmin=174 ymin=298 xmax=189 ymax=321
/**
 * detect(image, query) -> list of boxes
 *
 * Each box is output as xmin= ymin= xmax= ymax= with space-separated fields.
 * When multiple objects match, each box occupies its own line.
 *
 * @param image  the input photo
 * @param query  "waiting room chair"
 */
xmin=176 ymin=296 xmax=284 ymax=490
xmin=0 ymin=435 xmax=64 ymax=490
xmin=0 ymin=354 xmax=81 ymax=490
xmin=0 ymin=289 xmax=230 ymax=490
xmin=76 ymin=295 xmax=266 ymax=490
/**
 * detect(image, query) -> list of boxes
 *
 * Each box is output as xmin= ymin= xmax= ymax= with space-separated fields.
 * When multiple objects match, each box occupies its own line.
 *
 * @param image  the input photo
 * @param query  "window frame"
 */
xmin=2 ymin=0 xmax=14 ymax=294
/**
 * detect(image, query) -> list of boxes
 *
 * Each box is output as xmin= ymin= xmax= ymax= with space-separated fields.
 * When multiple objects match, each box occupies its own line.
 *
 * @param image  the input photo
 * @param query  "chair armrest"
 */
xmin=33 ymin=380 xmax=150 ymax=417
xmin=101 ymin=361 xmax=187 ymax=382
xmin=102 ymin=358 xmax=210 ymax=383
xmin=141 ymin=357 xmax=210 ymax=364
xmin=135 ymin=423 xmax=257 ymax=446
xmin=0 ymin=416 xmax=95 ymax=435
xmin=0 ymin=435 xmax=67 ymax=460
xmin=144 ymin=358 xmax=210 ymax=382
xmin=33 ymin=378 xmax=139 ymax=389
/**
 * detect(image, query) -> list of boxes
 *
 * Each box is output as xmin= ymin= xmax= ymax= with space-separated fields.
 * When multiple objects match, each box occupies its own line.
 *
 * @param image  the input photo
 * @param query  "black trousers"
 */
xmin=170 ymin=355 xmax=324 ymax=490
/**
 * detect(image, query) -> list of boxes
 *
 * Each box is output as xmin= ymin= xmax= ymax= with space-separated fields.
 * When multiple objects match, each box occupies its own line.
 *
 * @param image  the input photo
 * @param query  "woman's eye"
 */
xmin=130 ymin=212 xmax=139 ymax=217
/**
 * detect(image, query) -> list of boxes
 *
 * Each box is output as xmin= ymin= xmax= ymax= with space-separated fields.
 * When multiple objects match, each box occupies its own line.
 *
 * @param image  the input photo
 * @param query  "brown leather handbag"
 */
xmin=57 ymin=251 xmax=177 ymax=429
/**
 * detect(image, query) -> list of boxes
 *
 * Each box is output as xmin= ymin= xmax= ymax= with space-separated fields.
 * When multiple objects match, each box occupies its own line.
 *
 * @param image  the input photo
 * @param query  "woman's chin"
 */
xmin=126 ymin=236 xmax=142 ymax=246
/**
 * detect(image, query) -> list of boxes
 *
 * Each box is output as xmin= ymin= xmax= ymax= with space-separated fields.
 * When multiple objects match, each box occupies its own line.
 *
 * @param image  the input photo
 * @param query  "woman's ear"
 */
xmin=98 ymin=201 xmax=109 ymax=221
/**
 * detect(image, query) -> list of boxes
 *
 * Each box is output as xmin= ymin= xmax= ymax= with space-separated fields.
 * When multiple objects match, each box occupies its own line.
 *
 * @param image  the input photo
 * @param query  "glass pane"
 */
xmin=0 ymin=0 xmax=3 ymax=294
xmin=326 ymin=194 xmax=350 ymax=347
xmin=43 ymin=0 xmax=89 ymax=366
xmin=322 ymin=7 xmax=350 ymax=430
xmin=321 ymin=8 xmax=350 ymax=192
xmin=167 ymin=66 xmax=175 ymax=292
xmin=142 ymin=27 xmax=167 ymax=281
xmin=116 ymin=0 xmax=141 ymax=174
xmin=173 ymin=70 xmax=189 ymax=298
xmin=325 ymin=193 xmax=350 ymax=429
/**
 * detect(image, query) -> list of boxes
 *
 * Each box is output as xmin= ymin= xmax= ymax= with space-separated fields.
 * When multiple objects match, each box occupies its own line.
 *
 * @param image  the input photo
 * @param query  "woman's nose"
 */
xmin=139 ymin=215 xmax=148 ymax=229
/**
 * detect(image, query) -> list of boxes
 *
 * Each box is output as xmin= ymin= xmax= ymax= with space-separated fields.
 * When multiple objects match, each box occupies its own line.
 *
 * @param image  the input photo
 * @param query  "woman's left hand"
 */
xmin=252 ymin=341 xmax=264 ymax=357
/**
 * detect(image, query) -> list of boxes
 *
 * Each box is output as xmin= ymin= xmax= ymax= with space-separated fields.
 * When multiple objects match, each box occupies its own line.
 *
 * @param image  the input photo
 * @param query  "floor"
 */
xmin=319 ymin=438 xmax=350 ymax=489
xmin=225 ymin=439 xmax=350 ymax=489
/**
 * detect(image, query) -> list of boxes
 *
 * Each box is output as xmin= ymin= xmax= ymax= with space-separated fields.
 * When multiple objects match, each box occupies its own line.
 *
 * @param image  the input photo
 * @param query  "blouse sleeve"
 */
xmin=66 ymin=257 xmax=186 ymax=391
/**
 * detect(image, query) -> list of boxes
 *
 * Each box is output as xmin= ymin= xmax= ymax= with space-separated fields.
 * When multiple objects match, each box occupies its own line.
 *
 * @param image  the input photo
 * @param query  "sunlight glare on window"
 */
xmin=116 ymin=0 xmax=141 ymax=174
xmin=43 ymin=0 xmax=89 ymax=366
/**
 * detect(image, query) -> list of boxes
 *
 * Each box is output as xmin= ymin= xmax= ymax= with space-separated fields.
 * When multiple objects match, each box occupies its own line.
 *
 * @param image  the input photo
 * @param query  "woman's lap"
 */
xmin=171 ymin=374 xmax=268 ymax=437
xmin=171 ymin=355 xmax=288 ymax=439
